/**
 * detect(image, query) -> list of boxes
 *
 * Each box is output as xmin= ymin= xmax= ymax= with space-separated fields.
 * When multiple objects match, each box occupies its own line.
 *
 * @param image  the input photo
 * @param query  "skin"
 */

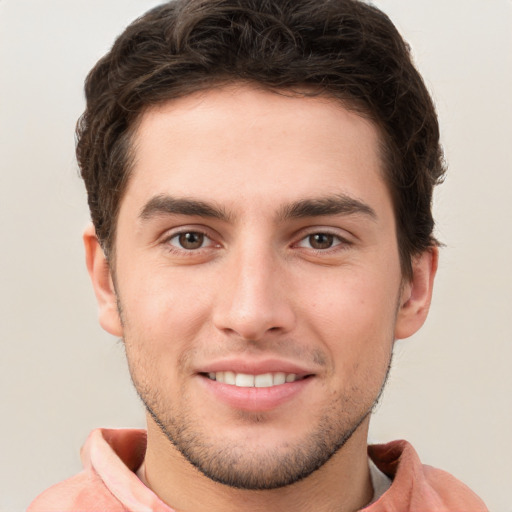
xmin=85 ymin=85 xmax=437 ymax=512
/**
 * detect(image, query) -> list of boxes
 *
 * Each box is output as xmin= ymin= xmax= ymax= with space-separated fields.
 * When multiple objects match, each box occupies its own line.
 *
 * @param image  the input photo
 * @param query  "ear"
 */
xmin=394 ymin=247 xmax=438 ymax=340
xmin=83 ymin=224 xmax=123 ymax=337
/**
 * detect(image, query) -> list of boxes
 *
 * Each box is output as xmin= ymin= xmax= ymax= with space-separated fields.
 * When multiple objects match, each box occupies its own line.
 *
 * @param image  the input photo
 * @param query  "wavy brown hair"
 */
xmin=76 ymin=0 xmax=445 ymax=278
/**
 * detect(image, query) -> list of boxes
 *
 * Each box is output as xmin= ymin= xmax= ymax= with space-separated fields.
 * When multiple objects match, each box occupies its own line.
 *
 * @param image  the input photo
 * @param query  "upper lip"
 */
xmin=196 ymin=358 xmax=317 ymax=377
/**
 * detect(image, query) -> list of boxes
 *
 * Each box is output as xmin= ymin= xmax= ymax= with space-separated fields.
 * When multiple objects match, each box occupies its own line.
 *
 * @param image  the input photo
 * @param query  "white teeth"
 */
xmin=273 ymin=372 xmax=286 ymax=385
xmin=235 ymin=373 xmax=255 ymax=387
xmin=254 ymin=373 xmax=273 ymax=388
xmin=207 ymin=371 xmax=299 ymax=387
xmin=224 ymin=371 xmax=236 ymax=385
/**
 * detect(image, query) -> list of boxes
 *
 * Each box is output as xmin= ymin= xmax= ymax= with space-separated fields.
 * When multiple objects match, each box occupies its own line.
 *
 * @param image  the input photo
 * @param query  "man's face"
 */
xmin=88 ymin=85 xmax=433 ymax=489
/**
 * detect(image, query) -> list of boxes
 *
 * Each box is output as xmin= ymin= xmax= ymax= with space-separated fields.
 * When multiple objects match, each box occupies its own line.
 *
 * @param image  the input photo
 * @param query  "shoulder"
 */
xmin=28 ymin=428 xmax=151 ymax=511
xmin=27 ymin=470 xmax=125 ymax=512
xmin=367 ymin=440 xmax=488 ymax=511
xmin=420 ymin=464 xmax=489 ymax=512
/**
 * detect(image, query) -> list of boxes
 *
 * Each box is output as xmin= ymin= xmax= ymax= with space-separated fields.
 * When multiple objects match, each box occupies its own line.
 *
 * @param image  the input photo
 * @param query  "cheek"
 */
xmin=118 ymin=266 xmax=214 ymax=361
xmin=298 ymin=267 xmax=398 ymax=380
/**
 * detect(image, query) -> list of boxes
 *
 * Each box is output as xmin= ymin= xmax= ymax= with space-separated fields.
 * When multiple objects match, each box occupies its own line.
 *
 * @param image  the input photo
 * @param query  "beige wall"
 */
xmin=0 ymin=1 xmax=510 ymax=510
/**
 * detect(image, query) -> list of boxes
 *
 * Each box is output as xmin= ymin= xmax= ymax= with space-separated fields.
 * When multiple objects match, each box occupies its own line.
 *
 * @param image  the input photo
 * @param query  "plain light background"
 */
xmin=1 ymin=1 xmax=511 ymax=510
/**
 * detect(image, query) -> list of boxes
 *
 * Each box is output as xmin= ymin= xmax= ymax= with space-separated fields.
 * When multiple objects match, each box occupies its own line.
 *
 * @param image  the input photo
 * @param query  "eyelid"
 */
xmin=292 ymin=227 xmax=353 ymax=250
xmin=295 ymin=234 xmax=342 ymax=249
xmin=161 ymin=225 xmax=222 ymax=251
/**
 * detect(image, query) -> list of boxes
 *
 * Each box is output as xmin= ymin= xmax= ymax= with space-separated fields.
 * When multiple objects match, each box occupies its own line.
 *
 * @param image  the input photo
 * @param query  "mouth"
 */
xmin=202 ymin=371 xmax=309 ymax=388
xmin=199 ymin=370 xmax=314 ymax=411
xmin=197 ymin=360 xmax=317 ymax=411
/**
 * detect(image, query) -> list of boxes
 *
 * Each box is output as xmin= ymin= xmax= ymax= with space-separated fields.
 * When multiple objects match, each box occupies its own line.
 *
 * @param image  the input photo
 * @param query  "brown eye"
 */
xmin=176 ymin=232 xmax=205 ymax=250
xmin=308 ymin=233 xmax=334 ymax=249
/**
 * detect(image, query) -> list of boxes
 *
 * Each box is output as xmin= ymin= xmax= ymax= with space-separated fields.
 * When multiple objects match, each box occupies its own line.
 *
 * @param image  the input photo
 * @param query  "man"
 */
xmin=28 ymin=0 xmax=487 ymax=510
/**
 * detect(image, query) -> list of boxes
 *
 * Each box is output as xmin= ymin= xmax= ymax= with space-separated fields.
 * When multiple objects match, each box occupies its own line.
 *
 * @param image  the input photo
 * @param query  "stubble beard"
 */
xmin=127 ymin=354 xmax=392 ymax=491
xmin=115 ymin=282 xmax=397 ymax=491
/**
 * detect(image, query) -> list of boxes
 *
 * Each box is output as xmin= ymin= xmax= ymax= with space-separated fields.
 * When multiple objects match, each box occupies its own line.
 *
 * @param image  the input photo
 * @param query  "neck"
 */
xmin=140 ymin=414 xmax=374 ymax=512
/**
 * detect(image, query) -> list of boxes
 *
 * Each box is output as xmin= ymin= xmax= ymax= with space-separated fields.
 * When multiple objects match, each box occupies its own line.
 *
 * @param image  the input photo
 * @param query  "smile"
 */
xmin=206 ymin=371 xmax=302 ymax=387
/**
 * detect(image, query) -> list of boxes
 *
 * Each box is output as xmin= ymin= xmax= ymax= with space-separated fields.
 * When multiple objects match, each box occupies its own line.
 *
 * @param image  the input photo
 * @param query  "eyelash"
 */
xmin=162 ymin=228 xmax=351 ymax=256
xmin=293 ymin=231 xmax=351 ymax=253
xmin=163 ymin=229 xmax=218 ymax=254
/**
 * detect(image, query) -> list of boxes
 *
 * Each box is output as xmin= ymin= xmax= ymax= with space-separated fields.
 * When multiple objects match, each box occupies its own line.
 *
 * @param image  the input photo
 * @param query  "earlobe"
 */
xmin=83 ymin=224 xmax=123 ymax=337
xmin=394 ymin=247 xmax=438 ymax=340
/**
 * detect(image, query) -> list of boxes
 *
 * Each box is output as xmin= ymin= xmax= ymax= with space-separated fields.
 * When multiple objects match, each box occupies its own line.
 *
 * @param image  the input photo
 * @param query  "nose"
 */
xmin=212 ymin=245 xmax=296 ymax=341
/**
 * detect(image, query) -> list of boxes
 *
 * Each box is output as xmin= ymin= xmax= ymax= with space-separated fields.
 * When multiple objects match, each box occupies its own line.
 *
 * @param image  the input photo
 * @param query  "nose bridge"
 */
xmin=213 ymin=236 xmax=295 ymax=340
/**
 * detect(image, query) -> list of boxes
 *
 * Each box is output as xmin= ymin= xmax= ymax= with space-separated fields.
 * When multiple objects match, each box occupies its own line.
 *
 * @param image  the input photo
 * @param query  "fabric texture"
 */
xmin=367 ymin=457 xmax=392 ymax=505
xmin=28 ymin=428 xmax=488 ymax=512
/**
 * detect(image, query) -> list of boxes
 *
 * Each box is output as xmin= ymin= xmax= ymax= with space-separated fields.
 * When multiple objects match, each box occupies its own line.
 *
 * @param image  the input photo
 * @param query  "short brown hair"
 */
xmin=76 ymin=0 xmax=445 ymax=278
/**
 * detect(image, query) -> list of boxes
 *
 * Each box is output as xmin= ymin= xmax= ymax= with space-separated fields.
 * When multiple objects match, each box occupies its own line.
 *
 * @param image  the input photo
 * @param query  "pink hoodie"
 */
xmin=28 ymin=428 xmax=488 ymax=511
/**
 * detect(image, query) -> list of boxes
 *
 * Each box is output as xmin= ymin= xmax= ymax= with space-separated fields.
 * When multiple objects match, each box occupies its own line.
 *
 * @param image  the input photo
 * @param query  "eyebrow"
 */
xmin=139 ymin=195 xmax=232 ymax=222
xmin=139 ymin=193 xmax=376 ymax=223
xmin=278 ymin=194 xmax=377 ymax=221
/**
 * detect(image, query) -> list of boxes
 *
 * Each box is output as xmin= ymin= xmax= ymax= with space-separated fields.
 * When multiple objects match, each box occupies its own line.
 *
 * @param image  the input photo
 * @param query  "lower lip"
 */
xmin=199 ymin=375 xmax=312 ymax=412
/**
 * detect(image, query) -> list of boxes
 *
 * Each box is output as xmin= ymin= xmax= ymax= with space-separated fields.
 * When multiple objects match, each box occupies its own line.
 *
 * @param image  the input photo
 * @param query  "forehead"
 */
xmin=123 ymin=85 xmax=389 ymax=217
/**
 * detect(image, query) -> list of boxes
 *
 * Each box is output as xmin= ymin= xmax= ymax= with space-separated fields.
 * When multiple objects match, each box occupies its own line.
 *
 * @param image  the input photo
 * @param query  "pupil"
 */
xmin=179 ymin=232 xmax=204 ymax=249
xmin=310 ymin=233 xmax=333 ymax=249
